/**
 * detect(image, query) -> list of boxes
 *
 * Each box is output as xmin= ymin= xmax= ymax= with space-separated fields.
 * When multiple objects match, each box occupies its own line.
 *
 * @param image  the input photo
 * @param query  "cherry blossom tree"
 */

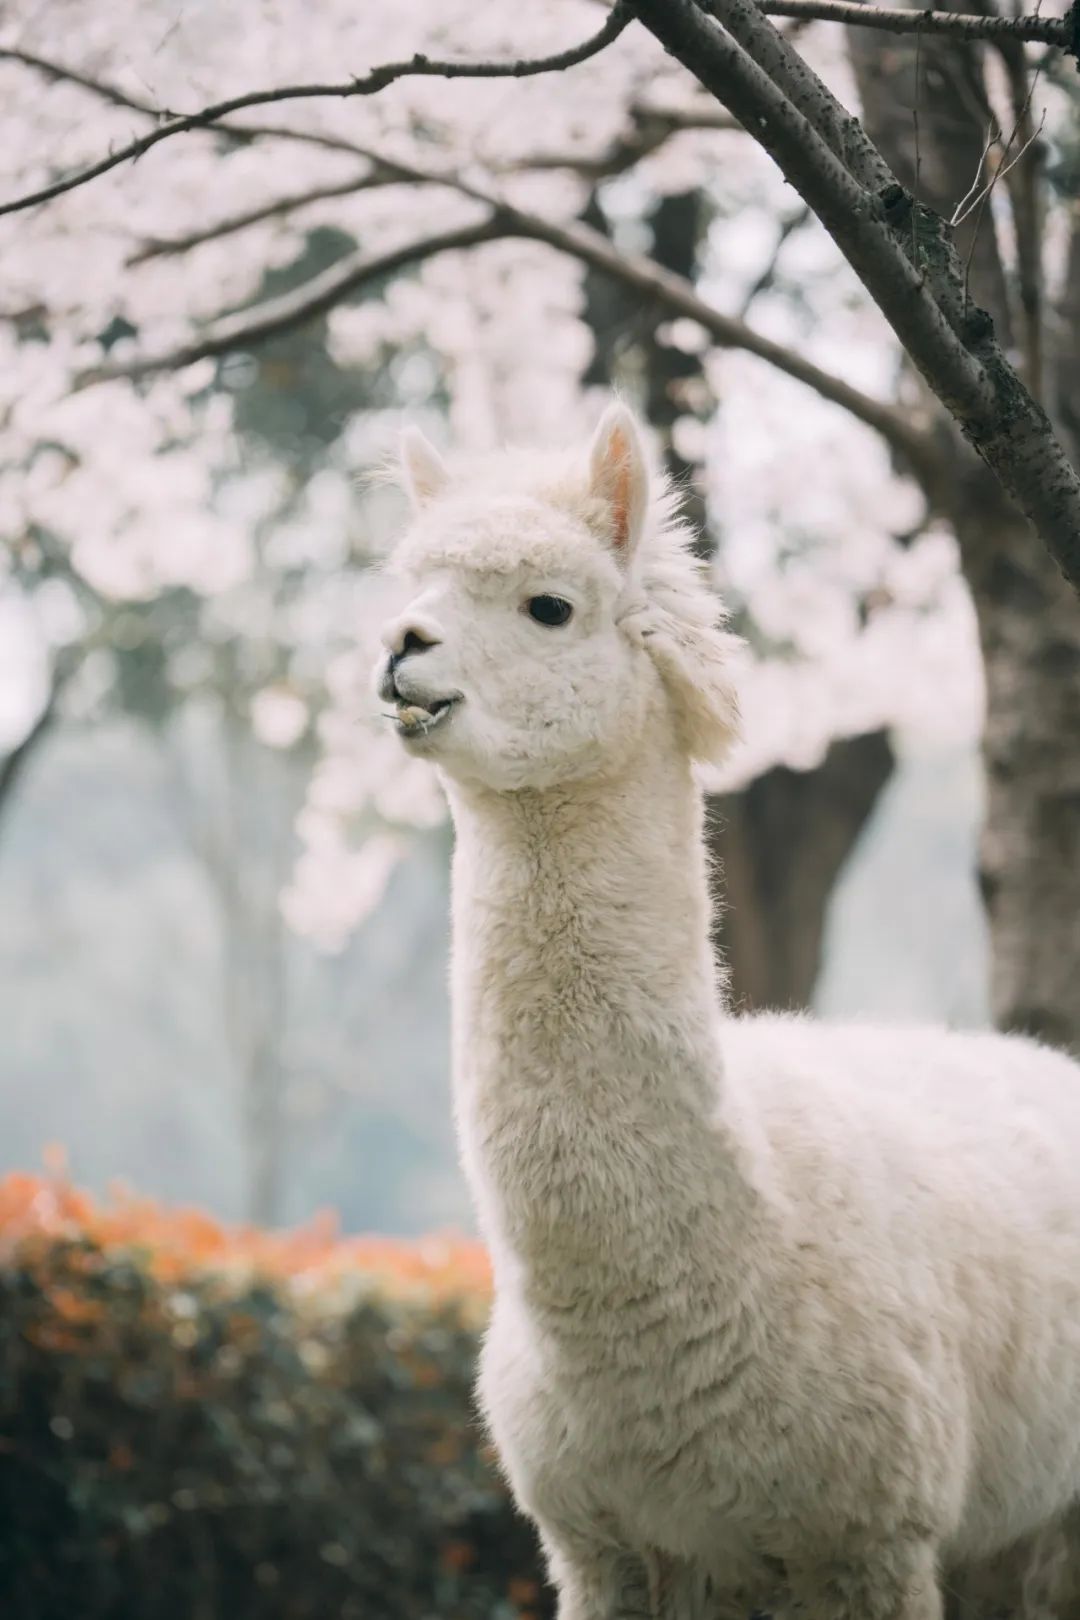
xmin=1 ymin=0 xmax=1073 ymax=1037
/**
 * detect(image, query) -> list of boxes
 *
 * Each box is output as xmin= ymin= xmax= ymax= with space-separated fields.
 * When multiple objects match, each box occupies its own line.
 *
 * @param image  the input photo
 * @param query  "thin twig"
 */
xmin=0 ymin=5 xmax=631 ymax=217
xmin=952 ymin=109 xmax=1045 ymax=226
xmin=0 ymin=48 xmax=452 ymax=164
xmin=77 ymin=219 xmax=506 ymax=382
xmin=490 ymin=105 xmax=741 ymax=179
xmin=950 ymin=122 xmax=999 ymax=223
xmin=126 ymin=171 xmax=390 ymax=263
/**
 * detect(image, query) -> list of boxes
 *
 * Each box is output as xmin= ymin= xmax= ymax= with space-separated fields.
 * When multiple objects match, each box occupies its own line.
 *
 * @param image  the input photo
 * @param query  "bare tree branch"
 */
xmin=0 ymin=46 xmax=453 ymax=166
xmin=6 ymin=42 xmax=742 ymax=217
xmin=126 ymin=171 xmax=390 ymax=264
xmin=499 ymin=103 xmax=742 ymax=177
xmin=0 ymin=51 xmax=427 ymax=167
xmin=758 ymin=0 xmax=1074 ymax=47
xmin=77 ymin=219 xmax=506 ymax=381
xmin=0 ymin=47 xmax=159 ymax=112
xmin=0 ymin=4 xmax=631 ymax=217
xmin=4 ymin=0 xmax=1073 ymax=219
xmin=513 ymin=211 xmax=937 ymax=471
xmin=123 ymin=102 xmax=742 ymax=263
xmin=630 ymin=0 xmax=1080 ymax=594
xmin=128 ymin=112 xmax=741 ymax=263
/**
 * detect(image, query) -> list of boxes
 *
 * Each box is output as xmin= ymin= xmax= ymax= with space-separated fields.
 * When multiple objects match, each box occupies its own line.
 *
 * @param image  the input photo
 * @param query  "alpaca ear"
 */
xmin=400 ymin=426 xmax=450 ymax=509
xmin=587 ymin=403 xmax=649 ymax=563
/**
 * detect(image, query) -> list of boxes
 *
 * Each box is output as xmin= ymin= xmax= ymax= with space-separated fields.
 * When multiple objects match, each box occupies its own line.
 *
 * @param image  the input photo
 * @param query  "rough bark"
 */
xmin=629 ymin=0 xmax=1080 ymax=593
xmin=708 ymin=731 xmax=896 ymax=1010
xmin=958 ymin=494 xmax=1080 ymax=1051
xmin=846 ymin=8 xmax=1080 ymax=1051
xmin=1052 ymin=215 xmax=1080 ymax=472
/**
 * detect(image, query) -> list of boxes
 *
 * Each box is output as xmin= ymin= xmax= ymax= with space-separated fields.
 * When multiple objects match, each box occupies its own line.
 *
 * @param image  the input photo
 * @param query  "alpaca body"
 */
xmin=455 ymin=745 xmax=1080 ymax=1612
xmin=379 ymin=406 xmax=1080 ymax=1616
xmin=478 ymin=1015 xmax=1080 ymax=1598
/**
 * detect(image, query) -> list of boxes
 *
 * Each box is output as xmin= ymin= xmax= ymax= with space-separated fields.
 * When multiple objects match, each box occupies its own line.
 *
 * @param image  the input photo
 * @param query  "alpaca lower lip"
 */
xmin=395 ymin=696 xmax=458 ymax=737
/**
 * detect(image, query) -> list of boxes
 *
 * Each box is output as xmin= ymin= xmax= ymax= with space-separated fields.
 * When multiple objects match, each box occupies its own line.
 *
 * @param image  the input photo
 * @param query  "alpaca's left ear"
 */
xmin=587 ymin=403 xmax=649 ymax=564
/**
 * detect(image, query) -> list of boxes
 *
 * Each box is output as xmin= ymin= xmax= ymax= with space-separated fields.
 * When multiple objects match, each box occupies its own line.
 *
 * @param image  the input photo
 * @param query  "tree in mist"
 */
xmin=1 ymin=0 xmax=1075 ymax=1035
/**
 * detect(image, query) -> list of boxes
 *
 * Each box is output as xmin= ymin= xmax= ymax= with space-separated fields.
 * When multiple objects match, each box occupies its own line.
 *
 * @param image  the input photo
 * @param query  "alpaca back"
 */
xmin=721 ymin=1014 xmax=1080 ymax=1565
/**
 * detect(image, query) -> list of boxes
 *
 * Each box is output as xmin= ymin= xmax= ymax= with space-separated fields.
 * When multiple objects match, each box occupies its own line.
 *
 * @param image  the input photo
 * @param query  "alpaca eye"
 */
xmin=526 ymin=595 xmax=573 ymax=627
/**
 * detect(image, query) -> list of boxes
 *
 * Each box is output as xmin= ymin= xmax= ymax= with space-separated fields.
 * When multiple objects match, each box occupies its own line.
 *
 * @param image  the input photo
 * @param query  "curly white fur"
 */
xmin=377 ymin=405 xmax=1080 ymax=1620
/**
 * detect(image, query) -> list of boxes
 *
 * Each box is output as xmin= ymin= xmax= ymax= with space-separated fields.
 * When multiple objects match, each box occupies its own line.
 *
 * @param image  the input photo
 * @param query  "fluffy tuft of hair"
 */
xmin=621 ymin=474 xmax=743 ymax=768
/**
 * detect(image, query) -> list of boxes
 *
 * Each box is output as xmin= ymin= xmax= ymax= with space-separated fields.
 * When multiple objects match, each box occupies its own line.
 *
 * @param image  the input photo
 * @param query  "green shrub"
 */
xmin=0 ymin=1180 xmax=550 ymax=1620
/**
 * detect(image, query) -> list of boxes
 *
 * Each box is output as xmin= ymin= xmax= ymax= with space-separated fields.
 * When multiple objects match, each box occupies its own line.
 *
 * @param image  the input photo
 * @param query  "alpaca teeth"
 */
xmin=397 ymin=704 xmax=431 ymax=728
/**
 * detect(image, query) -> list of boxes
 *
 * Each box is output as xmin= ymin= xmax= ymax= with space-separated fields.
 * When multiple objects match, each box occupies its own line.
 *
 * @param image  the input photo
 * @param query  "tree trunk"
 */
xmin=0 ymin=654 xmax=79 ymax=831
xmin=168 ymin=682 xmax=292 ymax=1227
xmin=218 ymin=705 xmax=289 ymax=1226
xmin=958 ymin=490 xmax=1080 ymax=1049
xmin=0 ymin=702 xmax=58 ymax=828
xmin=847 ymin=12 xmax=1080 ymax=1051
xmin=708 ymin=730 xmax=895 ymax=1010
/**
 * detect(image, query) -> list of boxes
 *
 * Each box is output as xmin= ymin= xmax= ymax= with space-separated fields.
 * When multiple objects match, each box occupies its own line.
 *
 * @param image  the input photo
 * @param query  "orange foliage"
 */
xmin=0 ymin=1148 xmax=491 ymax=1304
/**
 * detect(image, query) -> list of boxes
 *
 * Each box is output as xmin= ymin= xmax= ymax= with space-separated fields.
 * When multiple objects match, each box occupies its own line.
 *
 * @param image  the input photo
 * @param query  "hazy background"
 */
xmin=0 ymin=707 xmax=987 ymax=1234
xmin=0 ymin=0 xmax=1010 ymax=1236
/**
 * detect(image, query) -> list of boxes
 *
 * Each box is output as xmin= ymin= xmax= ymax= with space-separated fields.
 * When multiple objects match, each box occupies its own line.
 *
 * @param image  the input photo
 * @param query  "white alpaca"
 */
xmin=376 ymin=404 xmax=1080 ymax=1620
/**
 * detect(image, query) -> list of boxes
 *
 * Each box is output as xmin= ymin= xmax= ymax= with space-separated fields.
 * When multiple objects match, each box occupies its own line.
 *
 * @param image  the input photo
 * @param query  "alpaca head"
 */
xmin=375 ymin=404 xmax=741 ymax=793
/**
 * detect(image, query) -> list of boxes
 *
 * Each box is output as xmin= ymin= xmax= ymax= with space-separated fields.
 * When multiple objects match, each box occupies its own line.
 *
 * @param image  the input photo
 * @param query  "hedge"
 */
xmin=0 ymin=1162 xmax=551 ymax=1620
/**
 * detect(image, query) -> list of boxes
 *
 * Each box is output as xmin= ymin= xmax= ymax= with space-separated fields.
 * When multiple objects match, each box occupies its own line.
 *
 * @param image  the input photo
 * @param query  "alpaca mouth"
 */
xmin=394 ymin=696 xmax=458 ymax=738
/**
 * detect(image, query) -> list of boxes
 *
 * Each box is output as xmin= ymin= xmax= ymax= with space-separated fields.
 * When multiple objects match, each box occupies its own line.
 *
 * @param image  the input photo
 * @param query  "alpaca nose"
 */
xmin=388 ymin=626 xmax=440 ymax=667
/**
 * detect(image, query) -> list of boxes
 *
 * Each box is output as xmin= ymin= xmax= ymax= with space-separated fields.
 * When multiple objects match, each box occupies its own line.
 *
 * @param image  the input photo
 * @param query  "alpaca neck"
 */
xmin=445 ymin=728 xmax=761 ymax=1291
xmin=448 ymin=730 xmax=720 ymax=1101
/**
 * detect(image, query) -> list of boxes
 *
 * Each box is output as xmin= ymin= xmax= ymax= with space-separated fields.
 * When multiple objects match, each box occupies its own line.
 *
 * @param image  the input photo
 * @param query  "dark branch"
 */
xmin=126 ymin=171 xmax=389 ymax=264
xmin=0 ymin=7 xmax=631 ymax=217
xmin=0 ymin=50 xmax=441 ymax=167
xmin=630 ymin=0 xmax=1080 ymax=592
xmin=758 ymin=1 xmax=1074 ymax=47
xmin=505 ymin=104 xmax=742 ymax=178
xmin=77 ymin=220 xmax=506 ymax=381
xmin=0 ymin=47 xmax=156 ymax=112
xmin=507 ymin=209 xmax=937 ymax=475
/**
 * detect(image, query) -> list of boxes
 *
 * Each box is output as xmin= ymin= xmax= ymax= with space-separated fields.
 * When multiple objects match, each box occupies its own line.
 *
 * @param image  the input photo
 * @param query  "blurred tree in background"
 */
xmin=0 ymin=0 xmax=1074 ymax=1229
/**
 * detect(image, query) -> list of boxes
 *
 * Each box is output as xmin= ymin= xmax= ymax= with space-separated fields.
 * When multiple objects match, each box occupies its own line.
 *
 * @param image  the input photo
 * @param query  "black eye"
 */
xmin=526 ymin=595 xmax=573 ymax=627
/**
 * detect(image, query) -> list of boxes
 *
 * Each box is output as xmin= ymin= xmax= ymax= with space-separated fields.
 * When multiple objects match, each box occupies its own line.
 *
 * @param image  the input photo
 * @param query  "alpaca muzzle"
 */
xmin=380 ymin=657 xmax=461 ymax=737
